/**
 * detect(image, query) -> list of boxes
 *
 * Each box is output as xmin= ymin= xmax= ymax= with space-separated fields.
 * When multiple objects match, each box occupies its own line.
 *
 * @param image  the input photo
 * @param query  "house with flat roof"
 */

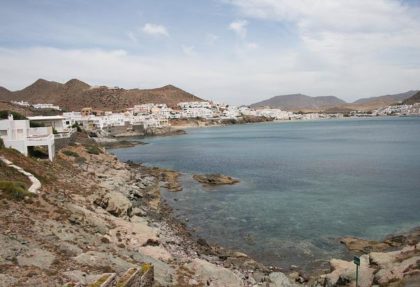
xmin=0 ymin=115 xmax=55 ymax=160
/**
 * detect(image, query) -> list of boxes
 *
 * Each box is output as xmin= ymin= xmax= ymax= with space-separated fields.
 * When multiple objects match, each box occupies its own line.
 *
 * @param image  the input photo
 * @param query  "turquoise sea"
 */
xmin=111 ymin=117 xmax=420 ymax=271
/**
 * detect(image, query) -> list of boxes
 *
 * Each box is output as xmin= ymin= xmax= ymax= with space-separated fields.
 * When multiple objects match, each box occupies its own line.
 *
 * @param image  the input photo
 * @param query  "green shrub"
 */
xmin=0 ymin=110 xmax=27 ymax=120
xmin=85 ymin=145 xmax=103 ymax=155
xmin=0 ymin=181 xmax=34 ymax=201
xmin=62 ymin=150 xmax=80 ymax=157
xmin=0 ymin=138 xmax=4 ymax=149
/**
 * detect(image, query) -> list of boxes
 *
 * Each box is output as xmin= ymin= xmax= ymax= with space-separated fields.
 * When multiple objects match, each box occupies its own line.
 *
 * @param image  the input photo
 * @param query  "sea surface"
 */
xmin=111 ymin=117 xmax=420 ymax=271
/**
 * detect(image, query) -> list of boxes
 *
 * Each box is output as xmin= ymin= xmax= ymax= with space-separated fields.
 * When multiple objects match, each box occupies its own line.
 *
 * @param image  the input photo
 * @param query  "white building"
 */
xmin=11 ymin=101 xmax=31 ymax=107
xmin=27 ymin=116 xmax=75 ymax=139
xmin=32 ymin=103 xmax=61 ymax=111
xmin=0 ymin=115 xmax=55 ymax=160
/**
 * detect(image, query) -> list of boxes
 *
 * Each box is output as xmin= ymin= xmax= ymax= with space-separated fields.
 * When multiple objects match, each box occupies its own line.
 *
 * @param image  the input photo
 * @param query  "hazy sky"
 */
xmin=1 ymin=0 xmax=420 ymax=104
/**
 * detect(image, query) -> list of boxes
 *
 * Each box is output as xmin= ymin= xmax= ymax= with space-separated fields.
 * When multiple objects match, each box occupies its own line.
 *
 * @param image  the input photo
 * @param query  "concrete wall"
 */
xmin=55 ymin=132 xmax=77 ymax=151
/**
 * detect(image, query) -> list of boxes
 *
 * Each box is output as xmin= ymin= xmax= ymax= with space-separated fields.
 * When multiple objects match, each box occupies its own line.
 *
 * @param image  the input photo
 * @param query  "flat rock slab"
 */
xmin=73 ymin=251 xmax=135 ymax=273
xmin=17 ymin=248 xmax=56 ymax=270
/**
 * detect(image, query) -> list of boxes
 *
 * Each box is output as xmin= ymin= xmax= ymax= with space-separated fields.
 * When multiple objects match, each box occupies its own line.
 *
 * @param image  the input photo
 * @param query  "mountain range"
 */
xmin=0 ymin=78 xmax=418 ymax=113
xmin=250 ymin=90 xmax=419 ymax=112
xmin=403 ymin=91 xmax=420 ymax=105
xmin=0 ymin=79 xmax=203 ymax=111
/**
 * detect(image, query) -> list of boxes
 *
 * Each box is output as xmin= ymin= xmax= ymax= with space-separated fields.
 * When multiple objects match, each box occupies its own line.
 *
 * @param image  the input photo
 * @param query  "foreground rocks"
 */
xmin=1 ymin=132 xmax=418 ymax=286
xmin=193 ymin=173 xmax=240 ymax=186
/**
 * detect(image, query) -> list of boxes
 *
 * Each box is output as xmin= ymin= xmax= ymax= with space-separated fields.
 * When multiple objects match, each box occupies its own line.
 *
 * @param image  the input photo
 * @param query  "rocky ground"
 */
xmin=0 ymin=132 xmax=298 ymax=286
xmin=0 ymin=131 xmax=419 ymax=286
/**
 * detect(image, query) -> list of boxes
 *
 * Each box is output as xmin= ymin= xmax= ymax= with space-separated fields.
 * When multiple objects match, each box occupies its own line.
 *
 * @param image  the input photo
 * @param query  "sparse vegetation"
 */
xmin=62 ymin=150 xmax=80 ymax=158
xmin=0 ymin=180 xmax=34 ymax=201
xmin=85 ymin=145 xmax=103 ymax=155
xmin=0 ymin=110 xmax=27 ymax=120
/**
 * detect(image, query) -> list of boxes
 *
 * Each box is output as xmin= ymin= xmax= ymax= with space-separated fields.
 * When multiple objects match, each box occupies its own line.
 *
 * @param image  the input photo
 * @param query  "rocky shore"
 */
xmin=0 ymin=132 xmax=297 ymax=286
xmin=0 ymin=131 xmax=419 ymax=286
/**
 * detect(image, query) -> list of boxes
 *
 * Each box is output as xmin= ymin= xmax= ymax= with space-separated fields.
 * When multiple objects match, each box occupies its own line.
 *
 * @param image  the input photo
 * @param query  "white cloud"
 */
xmin=228 ymin=20 xmax=248 ymax=38
xmin=142 ymin=23 xmax=169 ymax=37
xmin=246 ymin=42 xmax=258 ymax=49
xmin=182 ymin=45 xmax=196 ymax=56
xmin=1 ymin=46 xmax=419 ymax=106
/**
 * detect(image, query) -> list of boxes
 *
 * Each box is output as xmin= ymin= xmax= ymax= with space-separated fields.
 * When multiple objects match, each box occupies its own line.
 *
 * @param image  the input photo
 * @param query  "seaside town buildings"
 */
xmin=0 ymin=115 xmax=55 ymax=160
xmin=3 ymin=99 xmax=419 ymax=161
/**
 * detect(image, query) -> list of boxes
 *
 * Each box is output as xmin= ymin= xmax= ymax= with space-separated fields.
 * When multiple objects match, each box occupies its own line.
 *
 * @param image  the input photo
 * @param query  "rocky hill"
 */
xmin=250 ymin=90 xmax=419 ymax=112
xmin=0 ymin=79 xmax=203 ymax=111
xmin=250 ymin=94 xmax=346 ymax=112
xmin=349 ymin=90 xmax=418 ymax=110
xmin=403 ymin=91 xmax=420 ymax=105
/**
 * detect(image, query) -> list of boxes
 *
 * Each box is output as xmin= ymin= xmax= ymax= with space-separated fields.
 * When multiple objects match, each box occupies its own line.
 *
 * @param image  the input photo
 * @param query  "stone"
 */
xmin=0 ymin=274 xmax=18 ymax=287
xmin=268 ymin=272 xmax=297 ymax=287
xmin=340 ymin=236 xmax=391 ymax=253
xmin=73 ymin=251 xmax=135 ymax=273
xmin=17 ymin=248 xmax=56 ymax=269
xmin=193 ymin=174 xmax=240 ymax=186
xmin=183 ymin=258 xmax=244 ymax=286
xmin=94 ymin=191 xmax=132 ymax=217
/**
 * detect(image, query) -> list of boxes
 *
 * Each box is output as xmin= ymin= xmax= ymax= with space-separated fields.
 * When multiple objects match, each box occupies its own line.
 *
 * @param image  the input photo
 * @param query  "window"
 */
xmin=17 ymin=129 xmax=23 ymax=134
xmin=0 ymin=130 xmax=7 ymax=136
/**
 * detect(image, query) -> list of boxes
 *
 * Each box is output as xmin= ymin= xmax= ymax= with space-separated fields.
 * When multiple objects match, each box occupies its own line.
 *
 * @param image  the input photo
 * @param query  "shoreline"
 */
xmin=0 ymin=129 xmax=418 ymax=286
xmin=107 ymin=118 xmax=420 ymax=286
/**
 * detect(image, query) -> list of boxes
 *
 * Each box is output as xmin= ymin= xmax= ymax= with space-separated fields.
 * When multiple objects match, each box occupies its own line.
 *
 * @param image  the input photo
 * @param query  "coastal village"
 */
xmin=1 ymin=89 xmax=420 ymax=287
xmin=3 ymin=98 xmax=420 ymax=161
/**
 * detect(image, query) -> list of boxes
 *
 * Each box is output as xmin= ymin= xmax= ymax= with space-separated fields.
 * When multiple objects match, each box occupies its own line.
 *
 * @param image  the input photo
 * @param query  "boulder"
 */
xmin=193 ymin=174 xmax=240 ymax=186
xmin=340 ymin=236 xmax=391 ymax=253
xmin=94 ymin=191 xmax=132 ymax=217
xmin=268 ymin=272 xmax=297 ymax=287
xmin=183 ymin=258 xmax=244 ymax=286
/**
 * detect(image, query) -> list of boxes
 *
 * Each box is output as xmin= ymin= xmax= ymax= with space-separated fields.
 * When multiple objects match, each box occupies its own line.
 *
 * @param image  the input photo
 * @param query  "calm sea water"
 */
xmin=111 ymin=117 xmax=420 ymax=271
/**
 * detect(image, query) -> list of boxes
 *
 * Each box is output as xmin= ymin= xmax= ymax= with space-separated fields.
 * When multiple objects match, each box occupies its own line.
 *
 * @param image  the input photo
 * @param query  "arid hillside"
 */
xmin=0 ymin=79 xmax=204 ymax=111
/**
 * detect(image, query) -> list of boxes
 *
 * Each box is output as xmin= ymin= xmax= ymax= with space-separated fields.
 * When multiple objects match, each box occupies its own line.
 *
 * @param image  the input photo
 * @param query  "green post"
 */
xmin=354 ymin=256 xmax=360 ymax=287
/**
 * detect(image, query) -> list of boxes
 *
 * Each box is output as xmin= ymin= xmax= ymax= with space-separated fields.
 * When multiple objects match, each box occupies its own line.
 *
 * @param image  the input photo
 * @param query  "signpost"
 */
xmin=353 ymin=256 xmax=360 ymax=287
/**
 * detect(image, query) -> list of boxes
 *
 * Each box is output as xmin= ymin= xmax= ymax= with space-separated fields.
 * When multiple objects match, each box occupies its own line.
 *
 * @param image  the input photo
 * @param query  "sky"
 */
xmin=1 ymin=0 xmax=420 ymax=105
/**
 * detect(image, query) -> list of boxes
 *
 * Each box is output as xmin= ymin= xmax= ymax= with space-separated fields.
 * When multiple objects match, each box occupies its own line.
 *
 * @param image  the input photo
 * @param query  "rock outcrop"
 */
xmin=193 ymin=173 xmax=240 ymax=186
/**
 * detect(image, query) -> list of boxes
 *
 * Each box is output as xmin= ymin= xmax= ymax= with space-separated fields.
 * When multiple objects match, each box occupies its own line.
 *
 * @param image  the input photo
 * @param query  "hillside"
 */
xmin=0 ymin=79 xmax=203 ymax=111
xmin=348 ymin=90 xmax=418 ymax=110
xmin=403 ymin=91 xmax=420 ymax=105
xmin=250 ymin=94 xmax=346 ymax=112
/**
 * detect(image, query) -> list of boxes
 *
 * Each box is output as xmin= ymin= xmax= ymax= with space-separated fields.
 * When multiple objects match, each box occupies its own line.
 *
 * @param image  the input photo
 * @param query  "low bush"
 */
xmin=0 ymin=180 xmax=34 ymax=201
xmin=85 ymin=145 xmax=103 ymax=155
xmin=62 ymin=150 xmax=80 ymax=157
xmin=0 ymin=110 xmax=27 ymax=120
xmin=0 ymin=138 xmax=4 ymax=149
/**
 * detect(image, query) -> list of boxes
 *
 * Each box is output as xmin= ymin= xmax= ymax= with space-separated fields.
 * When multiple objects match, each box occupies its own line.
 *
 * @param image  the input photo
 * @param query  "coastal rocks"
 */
xmin=94 ymin=190 xmax=132 ymax=217
xmin=320 ymin=255 xmax=375 ymax=287
xmin=193 ymin=173 xmax=240 ymax=186
xmin=370 ymin=244 xmax=420 ymax=285
xmin=0 ymin=274 xmax=18 ymax=287
xmin=340 ymin=236 xmax=392 ymax=253
xmin=73 ymin=251 xmax=136 ymax=273
xmin=182 ymin=258 xmax=244 ymax=287
xmin=16 ymin=248 xmax=56 ymax=270
xmin=268 ymin=272 xmax=298 ymax=287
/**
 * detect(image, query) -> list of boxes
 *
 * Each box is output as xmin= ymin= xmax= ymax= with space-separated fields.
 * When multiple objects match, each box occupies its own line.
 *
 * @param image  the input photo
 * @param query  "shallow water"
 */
xmin=111 ymin=117 xmax=420 ymax=271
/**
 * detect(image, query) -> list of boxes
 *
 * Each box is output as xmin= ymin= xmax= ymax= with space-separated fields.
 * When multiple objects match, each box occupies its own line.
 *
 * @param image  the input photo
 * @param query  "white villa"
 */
xmin=0 ymin=115 xmax=55 ymax=160
xmin=32 ymin=103 xmax=61 ymax=110
xmin=27 ymin=116 xmax=75 ymax=139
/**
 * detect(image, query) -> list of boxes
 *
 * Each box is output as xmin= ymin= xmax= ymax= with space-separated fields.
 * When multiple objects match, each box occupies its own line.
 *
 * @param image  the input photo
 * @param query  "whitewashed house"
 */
xmin=0 ymin=115 xmax=55 ymax=160
xmin=28 ymin=116 xmax=75 ymax=139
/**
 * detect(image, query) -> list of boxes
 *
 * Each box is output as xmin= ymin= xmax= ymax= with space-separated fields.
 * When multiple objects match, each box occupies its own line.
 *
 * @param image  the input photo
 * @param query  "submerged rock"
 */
xmin=193 ymin=174 xmax=240 ymax=186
